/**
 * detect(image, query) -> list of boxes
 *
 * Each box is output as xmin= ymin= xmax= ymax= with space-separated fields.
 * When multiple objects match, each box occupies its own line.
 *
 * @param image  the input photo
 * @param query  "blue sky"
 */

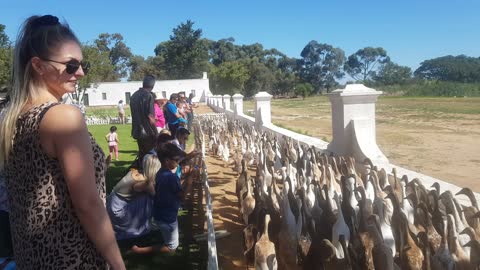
xmin=1 ymin=0 xmax=479 ymax=71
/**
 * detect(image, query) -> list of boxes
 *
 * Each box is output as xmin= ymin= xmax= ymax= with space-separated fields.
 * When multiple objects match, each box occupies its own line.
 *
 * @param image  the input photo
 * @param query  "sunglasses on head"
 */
xmin=42 ymin=58 xmax=90 ymax=75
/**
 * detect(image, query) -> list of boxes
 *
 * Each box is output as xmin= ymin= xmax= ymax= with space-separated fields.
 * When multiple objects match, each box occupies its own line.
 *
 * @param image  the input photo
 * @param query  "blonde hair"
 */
xmin=0 ymin=15 xmax=79 ymax=167
xmin=143 ymin=154 xmax=161 ymax=184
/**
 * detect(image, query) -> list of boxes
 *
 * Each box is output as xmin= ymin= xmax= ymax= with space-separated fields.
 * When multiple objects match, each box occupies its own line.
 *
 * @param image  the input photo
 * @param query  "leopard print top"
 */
xmin=4 ymin=103 xmax=107 ymax=269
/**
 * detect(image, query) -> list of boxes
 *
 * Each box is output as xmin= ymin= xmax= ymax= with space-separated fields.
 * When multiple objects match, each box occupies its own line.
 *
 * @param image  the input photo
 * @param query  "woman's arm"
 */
xmin=184 ymin=103 xmax=191 ymax=113
xmin=105 ymin=134 xmax=109 ymax=142
xmin=132 ymin=180 xmax=155 ymax=196
xmin=40 ymin=105 xmax=125 ymax=270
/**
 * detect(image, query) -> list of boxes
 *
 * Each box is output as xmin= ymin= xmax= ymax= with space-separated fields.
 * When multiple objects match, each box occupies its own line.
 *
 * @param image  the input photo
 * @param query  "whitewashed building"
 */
xmin=67 ymin=72 xmax=211 ymax=106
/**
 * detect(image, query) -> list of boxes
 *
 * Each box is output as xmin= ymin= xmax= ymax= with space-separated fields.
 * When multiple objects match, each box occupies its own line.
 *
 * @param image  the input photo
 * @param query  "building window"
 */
xmin=83 ymin=94 xmax=89 ymax=106
xmin=162 ymin=91 xmax=167 ymax=98
xmin=191 ymin=89 xmax=196 ymax=97
xmin=102 ymin=93 xmax=107 ymax=100
xmin=125 ymin=92 xmax=131 ymax=105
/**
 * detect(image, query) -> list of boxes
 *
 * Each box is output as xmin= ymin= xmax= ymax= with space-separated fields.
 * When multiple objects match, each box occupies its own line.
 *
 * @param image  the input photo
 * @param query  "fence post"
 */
xmin=254 ymin=91 xmax=272 ymax=128
xmin=223 ymin=94 xmax=231 ymax=111
xmin=206 ymin=95 xmax=211 ymax=106
xmin=232 ymin=93 xmax=244 ymax=116
xmin=327 ymin=84 xmax=389 ymax=165
xmin=214 ymin=95 xmax=222 ymax=111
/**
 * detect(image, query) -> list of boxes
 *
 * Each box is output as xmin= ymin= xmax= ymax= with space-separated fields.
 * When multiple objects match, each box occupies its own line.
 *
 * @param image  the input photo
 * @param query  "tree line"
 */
xmin=1 ymin=21 xmax=480 ymax=99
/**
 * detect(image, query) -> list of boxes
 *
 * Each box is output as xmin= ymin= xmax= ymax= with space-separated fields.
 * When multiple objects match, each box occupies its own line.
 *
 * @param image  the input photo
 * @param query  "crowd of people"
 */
xmin=0 ymin=14 xmax=199 ymax=269
xmin=110 ymin=74 xmax=200 ymax=255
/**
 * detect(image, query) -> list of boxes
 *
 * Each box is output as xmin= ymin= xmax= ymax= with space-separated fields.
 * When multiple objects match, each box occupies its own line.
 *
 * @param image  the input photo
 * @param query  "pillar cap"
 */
xmin=255 ymin=91 xmax=272 ymax=101
xmin=329 ymin=84 xmax=382 ymax=97
xmin=223 ymin=94 xmax=231 ymax=98
xmin=232 ymin=93 xmax=244 ymax=98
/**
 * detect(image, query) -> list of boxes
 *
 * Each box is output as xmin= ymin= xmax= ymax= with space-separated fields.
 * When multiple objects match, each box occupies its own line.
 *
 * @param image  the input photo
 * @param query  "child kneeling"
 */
xmin=131 ymin=143 xmax=192 ymax=254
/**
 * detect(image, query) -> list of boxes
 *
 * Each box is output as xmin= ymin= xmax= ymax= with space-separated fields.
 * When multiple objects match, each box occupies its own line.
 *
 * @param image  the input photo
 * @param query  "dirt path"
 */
xmin=195 ymin=106 xmax=253 ymax=269
xmin=206 ymin=155 xmax=251 ymax=270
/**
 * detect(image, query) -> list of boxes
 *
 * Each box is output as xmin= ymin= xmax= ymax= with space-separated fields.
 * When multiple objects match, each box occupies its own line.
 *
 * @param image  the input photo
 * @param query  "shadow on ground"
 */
xmin=106 ymin=160 xmax=207 ymax=270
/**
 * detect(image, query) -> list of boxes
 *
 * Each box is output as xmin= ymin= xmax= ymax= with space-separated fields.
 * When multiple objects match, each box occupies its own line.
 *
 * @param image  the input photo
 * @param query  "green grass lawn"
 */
xmin=243 ymin=95 xmax=480 ymax=116
xmin=88 ymin=124 xmax=206 ymax=270
xmin=85 ymin=106 xmax=131 ymax=118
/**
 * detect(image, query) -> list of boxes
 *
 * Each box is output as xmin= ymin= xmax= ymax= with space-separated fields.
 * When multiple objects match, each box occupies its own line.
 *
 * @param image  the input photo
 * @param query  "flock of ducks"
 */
xmin=197 ymin=114 xmax=480 ymax=270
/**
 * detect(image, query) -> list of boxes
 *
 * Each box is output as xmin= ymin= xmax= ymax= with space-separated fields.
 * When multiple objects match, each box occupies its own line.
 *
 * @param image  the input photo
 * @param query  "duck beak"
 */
xmin=459 ymin=228 xmax=469 ymax=235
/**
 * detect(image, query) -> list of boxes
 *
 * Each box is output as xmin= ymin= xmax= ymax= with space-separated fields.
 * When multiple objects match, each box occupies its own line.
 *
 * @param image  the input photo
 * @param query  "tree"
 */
xmin=0 ymin=24 xmax=12 ymax=89
xmin=208 ymin=37 xmax=295 ymax=97
xmin=294 ymin=83 xmax=313 ymax=99
xmin=94 ymin=33 xmax=132 ymax=80
xmin=344 ymin=47 xmax=390 ymax=81
xmin=278 ymin=56 xmax=299 ymax=74
xmin=238 ymin=43 xmax=265 ymax=60
xmin=414 ymin=55 xmax=480 ymax=83
xmin=275 ymin=56 xmax=300 ymax=97
xmin=208 ymin=37 xmax=238 ymax=66
xmin=243 ymin=59 xmax=276 ymax=97
xmin=0 ymin=47 xmax=12 ymax=90
xmin=128 ymin=55 xmax=167 ymax=81
xmin=0 ymin=24 xmax=9 ymax=48
xmin=263 ymin=48 xmax=286 ymax=70
xmin=374 ymin=62 xmax=412 ymax=85
xmin=155 ymin=20 xmax=209 ymax=79
xmin=272 ymin=70 xmax=296 ymax=97
xmin=299 ymin=41 xmax=345 ymax=93
xmin=70 ymin=44 xmax=115 ymax=103
xmin=209 ymin=61 xmax=249 ymax=95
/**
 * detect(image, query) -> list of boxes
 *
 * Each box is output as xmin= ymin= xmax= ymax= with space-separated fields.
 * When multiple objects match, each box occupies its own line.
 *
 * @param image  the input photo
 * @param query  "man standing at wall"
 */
xmin=130 ymin=75 xmax=157 ymax=168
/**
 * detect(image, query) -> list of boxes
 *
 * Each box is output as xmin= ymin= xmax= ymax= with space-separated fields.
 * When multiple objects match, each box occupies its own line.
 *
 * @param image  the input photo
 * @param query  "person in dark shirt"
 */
xmin=131 ymin=143 xmax=192 ymax=254
xmin=129 ymin=75 xmax=157 ymax=168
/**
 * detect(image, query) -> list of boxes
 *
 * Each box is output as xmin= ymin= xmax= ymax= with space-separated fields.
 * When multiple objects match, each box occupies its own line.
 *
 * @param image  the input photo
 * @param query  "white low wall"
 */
xmin=207 ymin=87 xmax=479 ymax=206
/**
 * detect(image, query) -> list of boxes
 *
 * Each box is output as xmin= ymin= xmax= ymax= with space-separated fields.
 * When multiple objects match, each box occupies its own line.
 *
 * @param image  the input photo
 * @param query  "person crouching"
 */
xmin=131 ymin=143 xmax=191 ymax=254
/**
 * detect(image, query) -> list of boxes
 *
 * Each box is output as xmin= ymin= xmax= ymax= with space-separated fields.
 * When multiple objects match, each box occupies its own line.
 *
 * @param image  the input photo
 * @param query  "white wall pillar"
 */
xmin=223 ymin=94 xmax=231 ymax=111
xmin=232 ymin=93 xmax=244 ymax=115
xmin=254 ymin=91 xmax=272 ymax=127
xmin=215 ymin=95 xmax=221 ymax=109
xmin=327 ymin=84 xmax=388 ymax=164
xmin=217 ymin=95 xmax=223 ymax=110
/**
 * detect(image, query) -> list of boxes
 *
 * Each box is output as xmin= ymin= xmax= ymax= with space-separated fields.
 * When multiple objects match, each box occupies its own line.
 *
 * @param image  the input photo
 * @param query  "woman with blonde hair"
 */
xmin=107 ymin=154 xmax=161 ymax=240
xmin=0 ymin=15 xmax=124 ymax=269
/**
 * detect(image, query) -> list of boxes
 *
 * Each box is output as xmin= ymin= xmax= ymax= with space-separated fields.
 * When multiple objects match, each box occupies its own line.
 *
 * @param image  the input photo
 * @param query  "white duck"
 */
xmin=332 ymin=192 xmax=350 ymax=259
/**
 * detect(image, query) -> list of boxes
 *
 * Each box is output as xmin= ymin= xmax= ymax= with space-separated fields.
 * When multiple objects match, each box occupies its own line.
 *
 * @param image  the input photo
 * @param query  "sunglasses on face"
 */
xmin=42 ymin=58 xmax=90 ymax=75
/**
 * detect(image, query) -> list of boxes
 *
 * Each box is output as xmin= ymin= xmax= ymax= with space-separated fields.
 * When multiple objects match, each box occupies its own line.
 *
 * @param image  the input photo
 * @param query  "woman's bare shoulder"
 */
xmin=41 ymin=104 xmax=86 ymax=132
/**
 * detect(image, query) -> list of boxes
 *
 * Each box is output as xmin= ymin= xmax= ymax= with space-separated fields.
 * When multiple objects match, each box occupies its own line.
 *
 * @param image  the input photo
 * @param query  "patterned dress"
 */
xmin=4 ymin=103 xmax=108 ymax=269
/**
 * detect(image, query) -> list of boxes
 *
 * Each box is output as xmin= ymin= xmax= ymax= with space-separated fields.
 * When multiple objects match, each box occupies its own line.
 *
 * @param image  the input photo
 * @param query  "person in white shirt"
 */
xmin=117 ymin=100 xmax=125 ymax=124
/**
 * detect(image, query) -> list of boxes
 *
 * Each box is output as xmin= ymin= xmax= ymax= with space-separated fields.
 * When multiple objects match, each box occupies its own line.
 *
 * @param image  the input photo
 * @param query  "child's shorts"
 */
xmin=151 ymin=219 xmax=179 ymax=250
